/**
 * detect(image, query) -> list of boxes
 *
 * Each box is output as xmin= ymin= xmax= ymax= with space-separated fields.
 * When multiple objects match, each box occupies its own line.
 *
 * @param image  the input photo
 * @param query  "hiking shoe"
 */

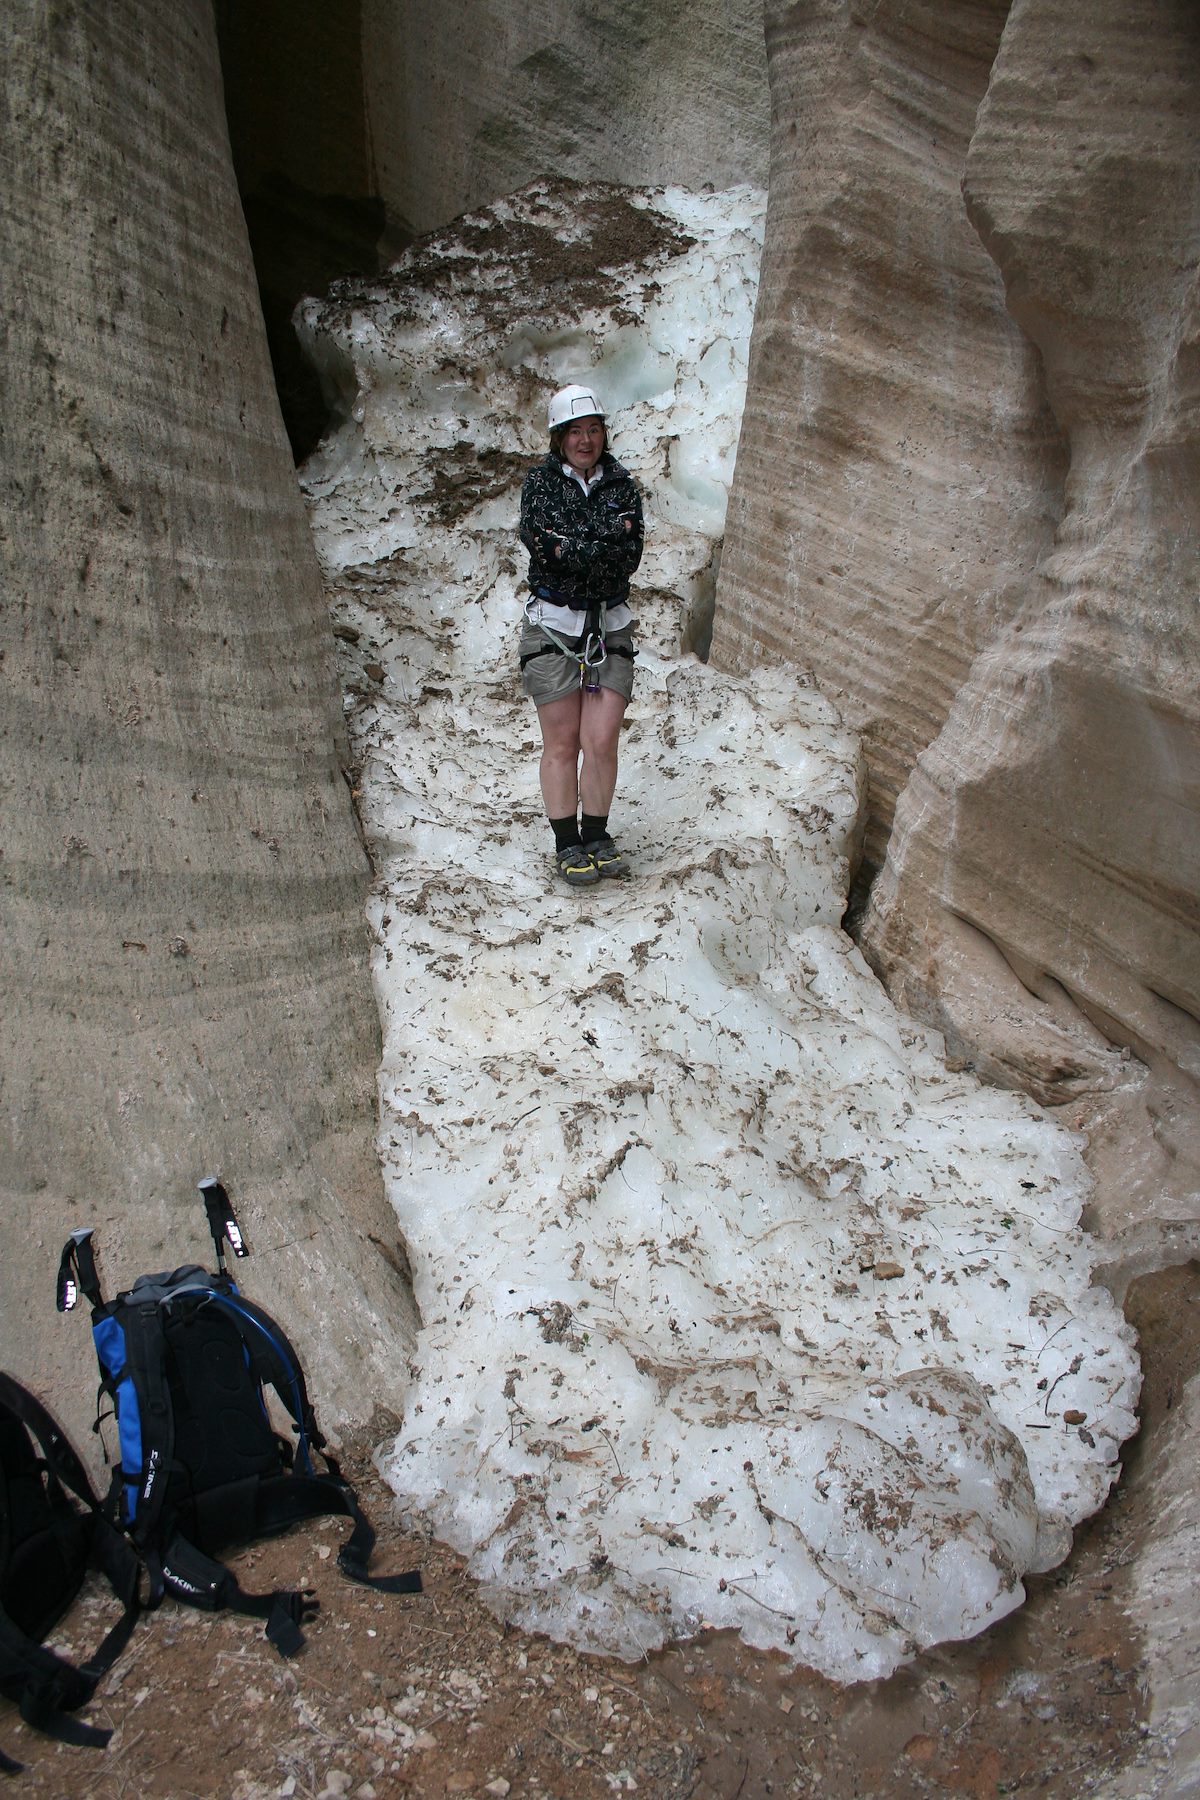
xmin=556 ymin=842 xmax=599 ymax=885
xmin=586 ymin=836 xmax=628 ymax=877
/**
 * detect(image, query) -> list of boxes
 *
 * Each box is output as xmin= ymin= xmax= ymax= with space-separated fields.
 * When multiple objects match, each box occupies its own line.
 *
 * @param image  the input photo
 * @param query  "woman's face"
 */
xmin=561 ymin=415 xmax=605 ymax=475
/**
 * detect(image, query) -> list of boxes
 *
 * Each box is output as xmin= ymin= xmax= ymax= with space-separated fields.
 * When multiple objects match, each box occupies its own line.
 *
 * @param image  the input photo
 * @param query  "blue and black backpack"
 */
xmin=0 ymin=1372 xmax=140 ymax=1773
xmin=56 ymin=1178 xmax=420 ymax=1660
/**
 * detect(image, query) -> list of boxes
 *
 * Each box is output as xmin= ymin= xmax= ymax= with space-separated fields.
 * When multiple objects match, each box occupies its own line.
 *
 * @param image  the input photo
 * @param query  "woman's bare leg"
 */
xmin=578 ymin=688 xmax=627 ymax=817
xmin=535 ymin=691 xmax=584 ymax=818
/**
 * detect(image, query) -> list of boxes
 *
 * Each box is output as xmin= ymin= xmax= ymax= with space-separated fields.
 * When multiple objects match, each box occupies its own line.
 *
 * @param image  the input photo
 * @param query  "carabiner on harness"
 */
xmin=581 ymin=629 xmax=607 ymax=693
xmin=519 ymin=598 xmax=618 ymax=693
xmin=580 ymin=600 xmax=610 ymax=693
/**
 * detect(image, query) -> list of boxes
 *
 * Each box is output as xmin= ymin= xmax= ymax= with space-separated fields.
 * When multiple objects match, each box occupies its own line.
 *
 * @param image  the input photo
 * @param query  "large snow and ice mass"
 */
xmin=296 ymin=181 xmax=1140 ymax=1682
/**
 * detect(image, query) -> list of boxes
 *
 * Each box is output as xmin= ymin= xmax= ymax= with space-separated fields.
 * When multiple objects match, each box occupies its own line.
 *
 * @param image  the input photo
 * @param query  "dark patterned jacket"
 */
xmin=519 ymin=452 xmax=644 ymax=607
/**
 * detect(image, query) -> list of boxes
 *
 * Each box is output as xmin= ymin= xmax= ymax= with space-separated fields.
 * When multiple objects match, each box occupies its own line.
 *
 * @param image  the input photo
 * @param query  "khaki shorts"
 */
xmin=519 ymin=619 xmax=637 ymax=707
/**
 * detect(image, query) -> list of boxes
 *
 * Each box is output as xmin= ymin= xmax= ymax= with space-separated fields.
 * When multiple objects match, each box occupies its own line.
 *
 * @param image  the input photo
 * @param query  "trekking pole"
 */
xmin=198 ymin=1176 xmax=248 ymax=1273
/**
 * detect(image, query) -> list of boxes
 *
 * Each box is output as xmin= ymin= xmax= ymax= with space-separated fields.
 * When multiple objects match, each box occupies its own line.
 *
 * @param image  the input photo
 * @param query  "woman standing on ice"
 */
xmin=519 ymin=383 xmax=644 ymax=885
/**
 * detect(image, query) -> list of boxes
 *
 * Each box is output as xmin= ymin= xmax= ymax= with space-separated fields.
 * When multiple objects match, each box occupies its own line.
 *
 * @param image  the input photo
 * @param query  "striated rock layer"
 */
xmin=360 ymin=0 xmax=770 ymax=233
xmin=0 ymin=0 xmax=417 ymax=1446
xmin=713 ymin=2 xmax=1200 ymax=1761
xmin=712 ymin=0 xmax=1200 ymax=1110
xmin=867 ymin=0 xmax=1200 ymax=1102
xmin=712 ymin=0 xmax=1061 ymax=874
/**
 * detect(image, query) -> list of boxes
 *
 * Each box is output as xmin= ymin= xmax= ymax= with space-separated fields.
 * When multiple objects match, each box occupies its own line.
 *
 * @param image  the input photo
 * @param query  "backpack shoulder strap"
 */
xmin=189 ymin=1299 xmax=421 ymax=1597
xmin=0 ymin=1369 xmax=142 ymax=1632
xmin=0 ymin=1371 xmax=95 ymax=1518
xmin=0 ymin=1374 xmax=140 ymax=1767
xmin=251 ymin=1473 xmax=422 ymax=1596
xmin=202 ymin=1291 xmax=323 ymax=1470
xmin=111 ymin=1297 xmax=176 ymax=1549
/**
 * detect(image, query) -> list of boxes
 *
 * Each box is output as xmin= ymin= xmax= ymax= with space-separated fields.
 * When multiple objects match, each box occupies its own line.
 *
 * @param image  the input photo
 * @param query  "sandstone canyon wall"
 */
xmin=0 ymin=0 xmax=417 ymax=1448
xmin=360 ymin=0 xmax=770 ymax=235
xmin=713 ymin=0 xmax=1200 ymax=1124
xmin=711 ymin=19 xmax=1200 ymax=1758
xmin=212 ymin=0 xmax=770 ymax=459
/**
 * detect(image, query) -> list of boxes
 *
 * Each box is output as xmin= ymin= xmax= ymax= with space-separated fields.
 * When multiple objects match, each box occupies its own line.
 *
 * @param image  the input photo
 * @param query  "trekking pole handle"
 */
xmin=57 ymin=1228 xmax=100 ymax=1311
xmin=198 ymin=1176 xmax=248 ymax=1269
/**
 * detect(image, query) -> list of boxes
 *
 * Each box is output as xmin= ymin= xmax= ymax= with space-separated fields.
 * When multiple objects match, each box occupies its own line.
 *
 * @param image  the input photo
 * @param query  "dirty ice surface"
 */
xmin=297 ymin=182 xmax=1140 ymax=1682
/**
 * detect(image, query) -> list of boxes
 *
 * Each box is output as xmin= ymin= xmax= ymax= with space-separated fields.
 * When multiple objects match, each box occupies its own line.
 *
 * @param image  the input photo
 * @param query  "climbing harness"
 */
xmin=520 ymin=594 xmax=635 ymax=692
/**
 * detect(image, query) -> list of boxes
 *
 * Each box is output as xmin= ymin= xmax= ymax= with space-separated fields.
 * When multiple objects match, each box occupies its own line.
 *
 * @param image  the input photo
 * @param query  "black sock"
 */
xmin=551 ymin=815 xmax=581 ymax=852
xmin=580 ymin=813 xmax=609 ymax=845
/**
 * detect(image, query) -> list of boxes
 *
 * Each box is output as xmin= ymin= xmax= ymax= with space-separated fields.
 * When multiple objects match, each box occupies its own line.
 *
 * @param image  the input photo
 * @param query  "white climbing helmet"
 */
xmin=547 ymin=384 xmax=606 ymax=432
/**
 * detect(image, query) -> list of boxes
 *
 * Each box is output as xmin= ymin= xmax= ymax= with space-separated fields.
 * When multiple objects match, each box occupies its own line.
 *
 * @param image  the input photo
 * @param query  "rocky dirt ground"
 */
xmin=6 ymin=1262 xmax=1196 ymax=1800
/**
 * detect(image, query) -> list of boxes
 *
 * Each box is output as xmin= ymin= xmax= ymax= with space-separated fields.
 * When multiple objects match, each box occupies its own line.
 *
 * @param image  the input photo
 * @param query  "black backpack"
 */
xmin=0 ymin=1373 xmax=140 ymax=1775
xmin=57 ymin=1178 xmax=420 ymax=1659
